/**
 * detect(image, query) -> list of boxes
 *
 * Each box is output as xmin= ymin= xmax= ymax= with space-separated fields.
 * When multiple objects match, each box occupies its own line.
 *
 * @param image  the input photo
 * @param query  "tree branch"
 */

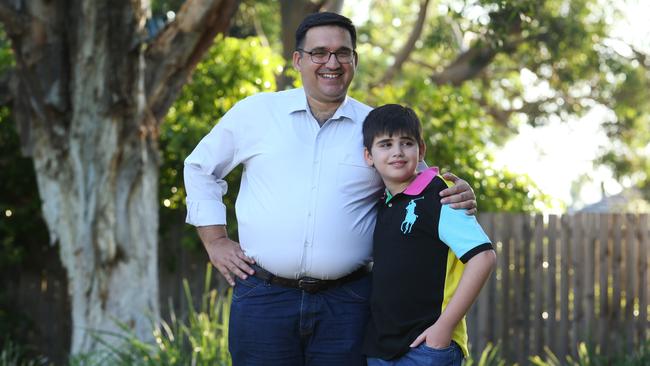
xmin=430 ymin=41 xmax=500 ymax=86
xmin=373 ymin=0 xmax=431 ymax=88
xmin=144 ymin=0 xmax=240 ymax=124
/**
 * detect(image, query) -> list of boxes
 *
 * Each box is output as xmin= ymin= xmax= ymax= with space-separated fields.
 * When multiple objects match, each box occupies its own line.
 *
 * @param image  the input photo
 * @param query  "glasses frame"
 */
xmin=296 ymin=48 xmax=357 ymax=64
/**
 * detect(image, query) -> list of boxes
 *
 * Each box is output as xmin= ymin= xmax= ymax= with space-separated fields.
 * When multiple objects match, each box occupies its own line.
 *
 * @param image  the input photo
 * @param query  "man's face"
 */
xmin=293 ymin=25 xmax=356 ymax=105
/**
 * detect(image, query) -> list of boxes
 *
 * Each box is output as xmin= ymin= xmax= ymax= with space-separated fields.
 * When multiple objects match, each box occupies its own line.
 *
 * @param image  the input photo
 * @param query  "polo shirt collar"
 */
xmin=286 ymin=88 xmax=355 ymax=123
xmin=384 ymin=167 xmax=439 ymax=203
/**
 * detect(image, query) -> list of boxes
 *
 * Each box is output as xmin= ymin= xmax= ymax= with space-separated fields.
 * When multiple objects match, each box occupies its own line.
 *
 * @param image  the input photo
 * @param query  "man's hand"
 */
xmin=439 ymin=172 xmax=477 ymax=215
xmin=198 ymin=226 xmax=255 ymax=286
xmin=409 ymin=321 xmax=453 ymax=349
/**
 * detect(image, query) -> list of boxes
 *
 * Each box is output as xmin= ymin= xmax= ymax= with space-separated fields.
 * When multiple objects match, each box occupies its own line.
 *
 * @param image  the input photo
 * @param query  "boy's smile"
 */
xmin=364 ymin=133 xmax=425 ymax=195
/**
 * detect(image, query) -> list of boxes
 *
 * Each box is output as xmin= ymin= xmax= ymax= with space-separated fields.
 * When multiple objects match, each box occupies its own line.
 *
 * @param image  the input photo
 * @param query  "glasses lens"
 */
xmin=335 ymin=50 xmax=353 ymax=63
xmin=310 ymin=51 xmax=329 ymax=63
xmin=307 ymin=50 xmax=354 ymax=64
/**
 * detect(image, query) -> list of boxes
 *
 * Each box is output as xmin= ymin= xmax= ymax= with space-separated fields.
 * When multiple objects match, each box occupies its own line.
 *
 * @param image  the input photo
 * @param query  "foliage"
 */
xmin=69 ymin=265 xmax=232 ymax=366
xmin=597 ymin=51 xmax=650 ymax=197
xmin=349 ymin=0 xmax=649 ymax=198
xmin=356 ymin=78 xmax=552 ymax=212
xmin=465 ymin=342 xmax=506 ymax=366
xmin=159 ymin=35 xmax=283 ymax=249
xmin=0 ymin=341 xmax=48 ymax=366
xmin=530 ymin=339 xmax=650 ymax=366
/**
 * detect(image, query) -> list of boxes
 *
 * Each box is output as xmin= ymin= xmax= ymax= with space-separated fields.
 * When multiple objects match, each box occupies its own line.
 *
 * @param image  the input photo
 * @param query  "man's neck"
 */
xmin=307 ymin=96 xmax=344 ymax=126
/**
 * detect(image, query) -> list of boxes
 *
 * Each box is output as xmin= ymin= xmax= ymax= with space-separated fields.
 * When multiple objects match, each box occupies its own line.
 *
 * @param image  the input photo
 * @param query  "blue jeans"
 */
xmin=228 ymin=273 xmax=371 ymax=366
xmin=367 ymin=342 xmax=463 ymax=366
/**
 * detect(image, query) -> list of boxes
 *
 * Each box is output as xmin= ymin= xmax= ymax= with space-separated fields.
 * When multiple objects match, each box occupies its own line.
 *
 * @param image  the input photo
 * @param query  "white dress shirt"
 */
xmin=184 ymin=88 xmax=383 ymax=279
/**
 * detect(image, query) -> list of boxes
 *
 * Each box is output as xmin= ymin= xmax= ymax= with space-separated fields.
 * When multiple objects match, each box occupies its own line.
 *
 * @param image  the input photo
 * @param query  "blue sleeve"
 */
xmin=438 ymin=205 xmax=492 ymax=263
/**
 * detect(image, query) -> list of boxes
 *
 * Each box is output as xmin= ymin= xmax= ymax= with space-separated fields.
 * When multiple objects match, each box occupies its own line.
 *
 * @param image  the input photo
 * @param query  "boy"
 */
xmin=361 ymin=104 xmax=497 ymax=365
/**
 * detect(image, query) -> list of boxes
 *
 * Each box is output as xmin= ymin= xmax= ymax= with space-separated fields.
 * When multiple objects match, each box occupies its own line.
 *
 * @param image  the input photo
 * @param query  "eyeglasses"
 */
xmin=296 ymin=48 xmax=356 ymax=64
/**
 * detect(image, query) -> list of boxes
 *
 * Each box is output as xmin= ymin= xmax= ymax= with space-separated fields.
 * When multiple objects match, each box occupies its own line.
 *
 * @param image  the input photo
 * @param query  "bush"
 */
xmin=530 ymin=340 xmax=650 ymax=366
xmin=0 ymin=341 xmax=48 ymax=366
xmin=70 ymin=264 xmax=231 ymax=366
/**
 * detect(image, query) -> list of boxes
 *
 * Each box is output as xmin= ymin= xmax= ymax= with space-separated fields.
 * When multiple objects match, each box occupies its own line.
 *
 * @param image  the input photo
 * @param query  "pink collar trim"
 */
xmin=403 ymin=167 xmax=439 ymax=195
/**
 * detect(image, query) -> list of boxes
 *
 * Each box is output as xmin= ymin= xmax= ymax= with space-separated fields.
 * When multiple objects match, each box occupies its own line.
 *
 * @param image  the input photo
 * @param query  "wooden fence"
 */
xmin=5 ymin=213 xmax=649 ymax=364
xmin=467 ymin=213 xmax=649 ymax=363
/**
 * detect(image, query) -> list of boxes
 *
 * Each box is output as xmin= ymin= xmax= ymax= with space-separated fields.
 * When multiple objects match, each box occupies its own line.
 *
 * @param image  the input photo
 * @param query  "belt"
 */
xmin=250 ymin=264 xmax=369 ymax=294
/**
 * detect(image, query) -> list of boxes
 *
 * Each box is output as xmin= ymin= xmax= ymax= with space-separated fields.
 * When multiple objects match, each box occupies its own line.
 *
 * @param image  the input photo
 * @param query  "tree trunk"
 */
xmin=277 ymin=0 xmax=344 ymax=90
xmin=0 ymin=0 xmax=239 ymax=355
xmin=3 ymin=0 xmax=159 ymax=354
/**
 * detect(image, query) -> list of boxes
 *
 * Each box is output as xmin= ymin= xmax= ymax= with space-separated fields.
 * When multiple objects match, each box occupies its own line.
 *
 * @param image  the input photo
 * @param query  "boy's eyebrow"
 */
xmin=373 ymin=135 xmax=416 ymax=144
xmin=399 ymin=136 xmax=416 ymax=141
xmin=374 ymin=137 xmax=394 ymax=144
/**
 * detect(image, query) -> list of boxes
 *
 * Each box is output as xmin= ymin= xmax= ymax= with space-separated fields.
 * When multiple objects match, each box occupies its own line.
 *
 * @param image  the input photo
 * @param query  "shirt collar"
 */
xmin=383 ymin=167 xmax=439 ymax=204
xmin=286 ymin=88 xmax=355 ymax=123
xmin=403 ymin=167 xmax=439 ymax=195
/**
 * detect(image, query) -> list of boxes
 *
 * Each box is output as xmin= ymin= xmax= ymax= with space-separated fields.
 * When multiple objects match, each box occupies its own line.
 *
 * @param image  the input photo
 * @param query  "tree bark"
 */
xmin=0 ymin=0 xmax=238 ymax=355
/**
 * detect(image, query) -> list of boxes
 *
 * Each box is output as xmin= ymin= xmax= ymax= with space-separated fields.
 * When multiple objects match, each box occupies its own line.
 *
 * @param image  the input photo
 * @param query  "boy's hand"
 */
xmin=439 ymin=172 xmax=477 ymax=215
xmin=409 ymin=322 xmax=453 ymax=349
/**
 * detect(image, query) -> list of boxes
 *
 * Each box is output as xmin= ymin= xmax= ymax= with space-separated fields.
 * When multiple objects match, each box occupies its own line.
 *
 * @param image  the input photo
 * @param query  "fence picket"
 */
xmin=598 ymin=213 xmax=610 ymax=353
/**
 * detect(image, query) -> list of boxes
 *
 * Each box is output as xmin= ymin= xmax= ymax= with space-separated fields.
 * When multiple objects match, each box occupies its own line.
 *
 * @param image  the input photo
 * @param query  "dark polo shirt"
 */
xmin=363 ymin=167 xmax=493 ymax=360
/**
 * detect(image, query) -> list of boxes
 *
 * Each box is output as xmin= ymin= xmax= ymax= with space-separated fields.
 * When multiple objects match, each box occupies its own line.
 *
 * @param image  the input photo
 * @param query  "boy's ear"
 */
xmin=363 ymin=147 xmax=374 ymax=167
xmin=419 ymin=142 xmax=426 ymax=161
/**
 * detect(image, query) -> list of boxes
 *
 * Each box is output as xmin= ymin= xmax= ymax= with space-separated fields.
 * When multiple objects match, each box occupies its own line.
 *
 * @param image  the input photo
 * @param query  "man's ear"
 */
xmin=364 ymin=147 xmax=374 ymax=167
xmin=292 ymin=50 xmax=302 ymax=71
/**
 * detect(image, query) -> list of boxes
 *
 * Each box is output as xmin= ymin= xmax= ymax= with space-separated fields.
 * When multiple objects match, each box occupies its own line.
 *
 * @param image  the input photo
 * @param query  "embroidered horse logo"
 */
xmin=401 ymin=197 xmax=424 ymax=234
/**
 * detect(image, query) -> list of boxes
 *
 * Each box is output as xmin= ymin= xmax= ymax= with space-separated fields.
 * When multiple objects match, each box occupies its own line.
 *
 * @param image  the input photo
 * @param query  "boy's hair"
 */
xmin=362 ymin=104 xmax=424 ymax=151
xmin=295 ymin=12 xmax=357 ymax=50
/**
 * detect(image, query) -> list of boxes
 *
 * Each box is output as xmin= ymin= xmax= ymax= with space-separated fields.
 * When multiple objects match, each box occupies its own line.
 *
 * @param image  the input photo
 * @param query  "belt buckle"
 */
xmin=298 ymin=277 xmax=320 ymax=293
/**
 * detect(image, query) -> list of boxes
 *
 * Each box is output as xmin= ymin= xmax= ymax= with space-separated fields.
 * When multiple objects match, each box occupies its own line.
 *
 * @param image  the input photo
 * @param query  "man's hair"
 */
xmin=295 ymin=12 xmax=357 ymax=50
xmin=362 ymin=104 xmax=424 ymax=151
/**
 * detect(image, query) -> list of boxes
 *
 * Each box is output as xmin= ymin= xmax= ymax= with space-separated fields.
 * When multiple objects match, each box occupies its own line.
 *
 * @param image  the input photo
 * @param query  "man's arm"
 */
xmin=197 ymin=225 xmax=255 ymax=286
xmin=185 ymin=100 xmax=256 ymax=286
xmin=439 ymin=172 xmax=478 ymax=215
xmin=409 ymin=250 xmax=496 ymax=348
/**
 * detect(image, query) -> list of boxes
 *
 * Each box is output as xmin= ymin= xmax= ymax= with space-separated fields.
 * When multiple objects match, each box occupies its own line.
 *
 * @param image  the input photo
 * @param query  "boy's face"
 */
xmin=364 ymin=133 xmax=425 ymax=191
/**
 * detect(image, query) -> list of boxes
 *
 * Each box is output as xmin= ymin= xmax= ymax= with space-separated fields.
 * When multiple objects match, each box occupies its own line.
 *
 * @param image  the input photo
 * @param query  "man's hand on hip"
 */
xmin=198 ymin=225 xmax=255 ymax=286
xmin=439 ymin=172 xmax=478 ymax=215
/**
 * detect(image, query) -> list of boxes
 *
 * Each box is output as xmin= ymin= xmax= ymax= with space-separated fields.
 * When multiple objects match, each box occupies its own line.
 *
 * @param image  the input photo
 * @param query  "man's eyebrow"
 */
xmin=310 ymin=46 xmax=353 ymax=52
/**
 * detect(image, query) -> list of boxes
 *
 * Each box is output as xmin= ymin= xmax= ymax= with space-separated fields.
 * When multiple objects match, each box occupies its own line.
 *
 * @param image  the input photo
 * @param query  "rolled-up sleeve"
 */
xmin=184 ymin=111 xmax=239 ymax=227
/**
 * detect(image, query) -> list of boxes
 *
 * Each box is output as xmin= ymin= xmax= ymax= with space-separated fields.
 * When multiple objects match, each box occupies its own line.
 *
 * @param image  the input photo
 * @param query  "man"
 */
xmin=184 ymin=12 xmax=477 ymax=366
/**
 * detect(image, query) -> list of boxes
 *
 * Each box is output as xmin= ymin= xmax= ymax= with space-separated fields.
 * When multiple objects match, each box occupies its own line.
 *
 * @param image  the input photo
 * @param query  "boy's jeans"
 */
xmin=367 ymin=342 xmax=463 ymax=366
xmin=228 ymin=272 xmax=371 ymax=366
